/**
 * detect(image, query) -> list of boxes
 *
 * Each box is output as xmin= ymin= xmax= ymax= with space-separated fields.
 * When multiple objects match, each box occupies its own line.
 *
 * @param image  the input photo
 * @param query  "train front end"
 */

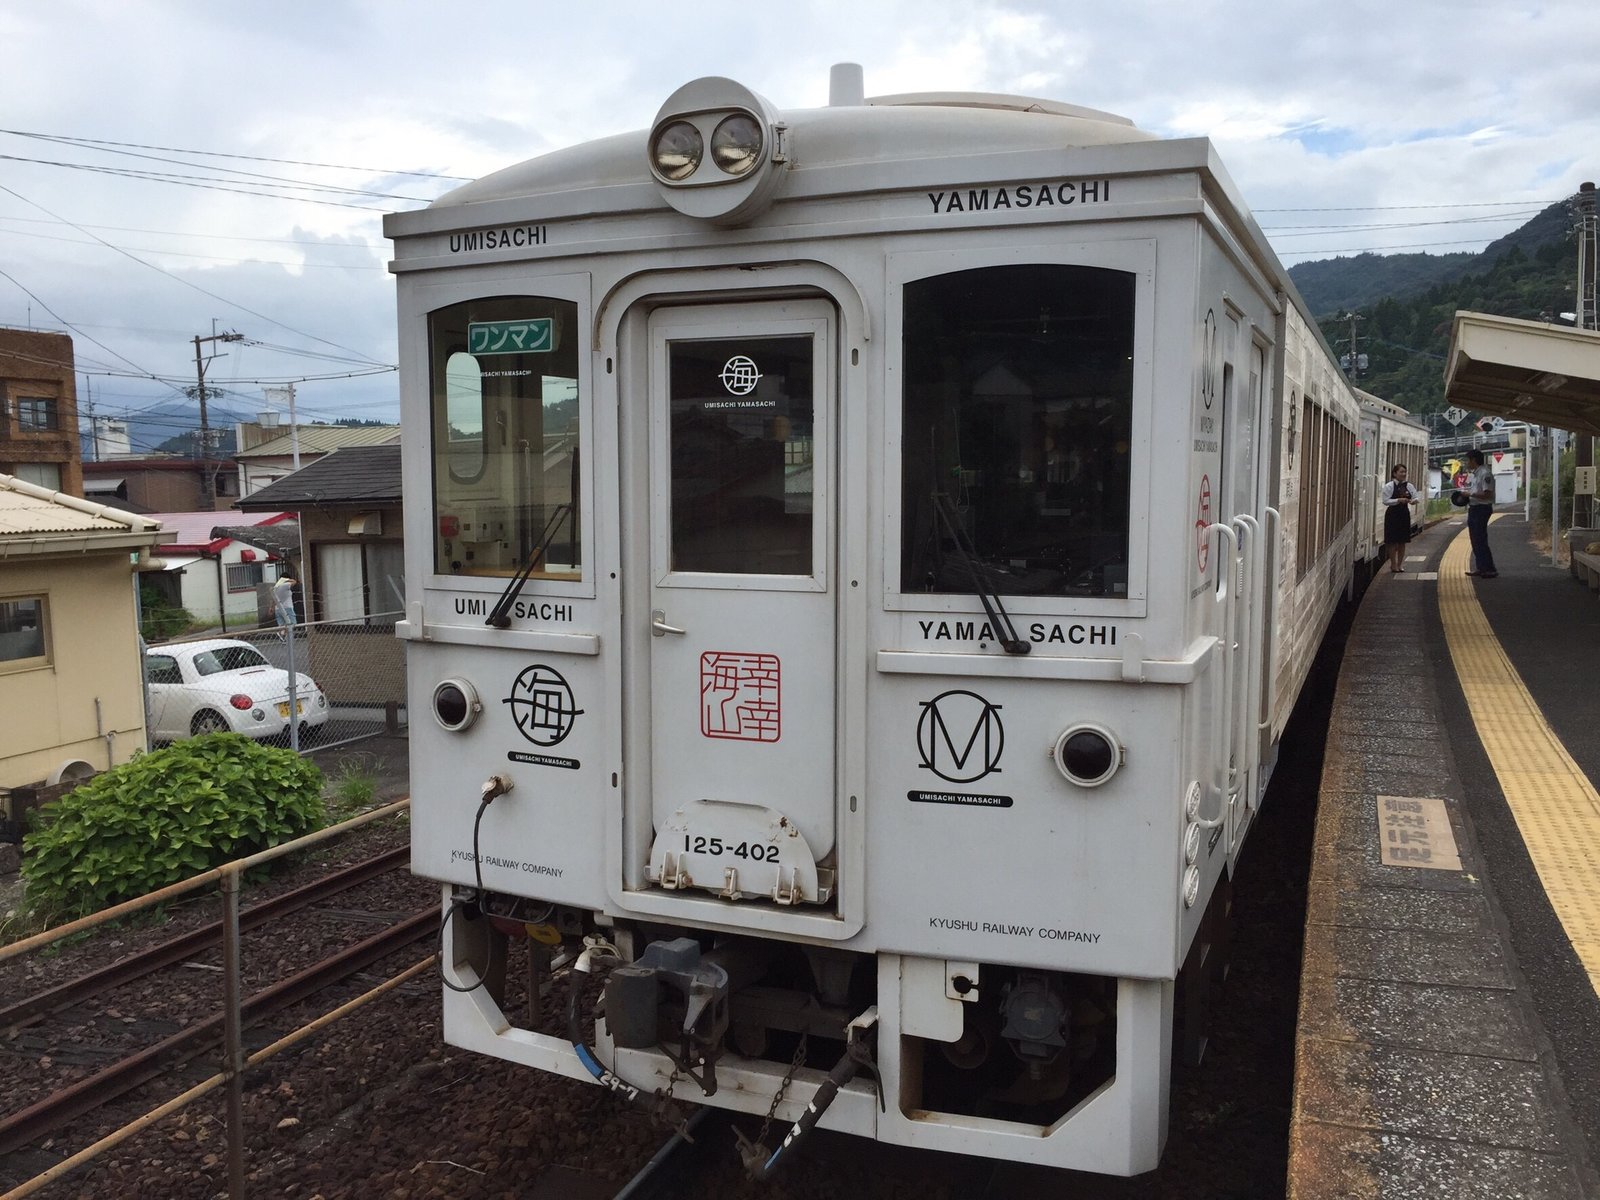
xmin=388 ymin=68 xmax=1287 ymax=1175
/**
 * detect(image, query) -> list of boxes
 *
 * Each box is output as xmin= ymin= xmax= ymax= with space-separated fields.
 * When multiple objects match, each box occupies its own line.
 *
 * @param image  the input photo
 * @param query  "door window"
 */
xmin=667 ymin=336 xmax=815 ymax=576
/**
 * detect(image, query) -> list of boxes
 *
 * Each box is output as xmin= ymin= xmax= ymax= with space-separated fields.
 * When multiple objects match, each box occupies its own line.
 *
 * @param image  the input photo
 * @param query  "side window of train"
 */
xmin=427 ymin=296 xmax=582 ymax=580
xmin=899 ymin=263 xmax=1136 ymax=599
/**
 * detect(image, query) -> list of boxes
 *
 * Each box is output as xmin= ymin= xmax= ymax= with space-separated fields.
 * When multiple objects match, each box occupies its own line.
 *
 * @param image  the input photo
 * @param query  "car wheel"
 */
xmin=191 ymin=710 xmax=230 ymax=737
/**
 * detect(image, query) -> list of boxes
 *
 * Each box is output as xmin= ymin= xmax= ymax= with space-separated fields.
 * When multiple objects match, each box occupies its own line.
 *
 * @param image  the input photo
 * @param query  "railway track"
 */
xmin=0 ymin=846 xmax=408 ymax=1032
xmin=0 ymin=841 xmax=433 ymax=1181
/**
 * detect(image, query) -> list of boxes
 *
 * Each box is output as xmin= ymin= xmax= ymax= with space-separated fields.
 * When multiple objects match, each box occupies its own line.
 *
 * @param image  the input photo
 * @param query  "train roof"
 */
xmin=427 ymin=90 xmax=1160 ymax=212
xmin=384 ymin=69 xmax=1318 ymax=357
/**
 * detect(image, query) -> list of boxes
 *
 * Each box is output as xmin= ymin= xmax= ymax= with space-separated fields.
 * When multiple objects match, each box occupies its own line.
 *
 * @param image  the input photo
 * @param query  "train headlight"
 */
xmin=711 ymin=114 xmax=763 ymax=175
xmin=647 ymin=77 xmax=788 ymax=224
xmin=650 ymin=121 xmax=703 ymax=181
xmin=1052 ymin=723 xmax=1122 ymax=787
xmin=432 ymin=678 xmax=482 ymax=732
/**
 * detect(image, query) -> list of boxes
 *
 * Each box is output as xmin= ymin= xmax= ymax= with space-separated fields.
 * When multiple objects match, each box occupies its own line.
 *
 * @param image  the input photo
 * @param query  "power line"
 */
xmin=1255 ymin=200 xmax=1562 ymax=212
xmin=1261 ymin=210 xmax=1545 ymax=233
xmin=0 ymin=155 xmax=414 ymax=211
xmin=0 ymin=181 xmax=392 ymax=367
xmin=0 ymin=128 xmax=474 ymax=182
xmin=0 ymin=151 xmax=428 ymax=202
xmin=4 ymin=226 xmax=387 ymax=270
xmin=0 ymin=213 xmax=386 ymax=251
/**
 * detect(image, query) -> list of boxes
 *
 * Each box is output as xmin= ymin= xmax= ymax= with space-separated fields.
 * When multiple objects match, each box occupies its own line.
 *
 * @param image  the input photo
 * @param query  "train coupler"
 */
xmin=604 ymin=937 xmax=730 ymax=1096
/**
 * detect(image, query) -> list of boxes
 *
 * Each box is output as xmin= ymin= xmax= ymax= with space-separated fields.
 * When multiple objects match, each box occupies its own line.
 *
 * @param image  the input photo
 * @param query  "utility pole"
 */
xmin=84 ymin=377 xmax=99 ymax=463
xmin=1344 ymin=311 xmax=1365 ymax=379
xmin=193 ymin=329 xmax=243 ymax=509
xmin=1572 ymin=184 xmax=1597 ymax=529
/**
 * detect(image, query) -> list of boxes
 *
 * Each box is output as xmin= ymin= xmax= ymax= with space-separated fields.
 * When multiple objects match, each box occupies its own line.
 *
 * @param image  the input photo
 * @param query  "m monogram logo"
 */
xmin=916 ymin=689 xmax=1005 ymax=784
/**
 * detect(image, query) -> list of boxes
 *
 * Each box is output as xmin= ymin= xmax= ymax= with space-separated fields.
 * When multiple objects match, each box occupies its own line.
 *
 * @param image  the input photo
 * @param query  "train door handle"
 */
xmin=651 ymin=609 xmax=687 ymax=637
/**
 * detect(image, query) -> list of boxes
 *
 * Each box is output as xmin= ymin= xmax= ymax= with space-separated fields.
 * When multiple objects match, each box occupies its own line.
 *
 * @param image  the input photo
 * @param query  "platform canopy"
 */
xmin=1444 ymin=312 xmax=1600 ymax=436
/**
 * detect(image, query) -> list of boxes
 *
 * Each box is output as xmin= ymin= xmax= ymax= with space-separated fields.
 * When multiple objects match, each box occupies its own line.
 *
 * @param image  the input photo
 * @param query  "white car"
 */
xmin=146 ymin=638 xmax=330 ymax=743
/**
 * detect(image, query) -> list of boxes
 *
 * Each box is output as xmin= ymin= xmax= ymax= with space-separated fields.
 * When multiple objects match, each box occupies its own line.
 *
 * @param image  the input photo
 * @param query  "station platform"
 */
xmin=1290 ymin=511 xmax=1600 ymax=1198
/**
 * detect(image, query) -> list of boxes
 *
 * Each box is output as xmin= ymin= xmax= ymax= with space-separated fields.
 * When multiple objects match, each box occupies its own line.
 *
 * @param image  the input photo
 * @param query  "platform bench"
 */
xmin=1572 ymin=550 xmax=1600 ymax=592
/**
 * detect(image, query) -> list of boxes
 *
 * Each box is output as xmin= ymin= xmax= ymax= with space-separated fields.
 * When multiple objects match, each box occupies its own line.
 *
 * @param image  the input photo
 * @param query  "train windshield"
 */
xmin=427 ymin=297 xmax=581 ymax=579
xmin=900 ymin=264 xmax=1134 ymax=598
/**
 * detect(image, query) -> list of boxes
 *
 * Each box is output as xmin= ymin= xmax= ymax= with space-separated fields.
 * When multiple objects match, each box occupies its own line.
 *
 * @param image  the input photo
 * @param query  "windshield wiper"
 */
xmin=930 ymin=492 xmax=1031 ymax=655
xmin=486 ymin=504 xmax=575 ymax=629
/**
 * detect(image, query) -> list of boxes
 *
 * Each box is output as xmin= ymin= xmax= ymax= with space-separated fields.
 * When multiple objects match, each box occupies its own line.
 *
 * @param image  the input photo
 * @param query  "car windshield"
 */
xmin=191 ymin=646 xmax=270 ymax=676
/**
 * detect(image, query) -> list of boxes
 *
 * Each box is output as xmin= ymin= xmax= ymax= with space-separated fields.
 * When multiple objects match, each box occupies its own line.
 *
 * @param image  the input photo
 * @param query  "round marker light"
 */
xmin=710 ymin=113 xmax=763 ymax=176
xmin=1183 ymin=866 xmax=1201 ymax=908
xmin=651 ymin=121 xmax=703 ymax=181
xmin=1052 ymin=723 xmax=1122 ymax=787
xmin=1184 ymin=822 xmax=1202 ymax=866
xmin=433 ymin=678 xmax=482 ymax=732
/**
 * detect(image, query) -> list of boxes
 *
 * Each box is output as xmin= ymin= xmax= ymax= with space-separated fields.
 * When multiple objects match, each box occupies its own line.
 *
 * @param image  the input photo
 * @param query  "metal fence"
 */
xmin=144 ymin=614 xmax=407 ymax=754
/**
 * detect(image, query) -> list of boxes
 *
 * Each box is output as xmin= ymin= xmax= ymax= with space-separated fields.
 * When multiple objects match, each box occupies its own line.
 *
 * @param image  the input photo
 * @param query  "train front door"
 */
xmin=641 ymin=301 xmax=837 ymax=906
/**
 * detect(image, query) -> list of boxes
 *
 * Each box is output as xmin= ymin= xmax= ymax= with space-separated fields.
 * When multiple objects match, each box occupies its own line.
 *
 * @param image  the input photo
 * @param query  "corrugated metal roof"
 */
xmin=0 ymin=473 xmax=164 ymax=538
xmin=235 ymin=425 xmax=400 ymax=458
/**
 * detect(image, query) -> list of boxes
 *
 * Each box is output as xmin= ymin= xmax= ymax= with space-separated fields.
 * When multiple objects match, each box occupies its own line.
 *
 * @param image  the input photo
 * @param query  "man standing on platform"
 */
xmin=1465 ymin=449 xmax=1498 ymax=578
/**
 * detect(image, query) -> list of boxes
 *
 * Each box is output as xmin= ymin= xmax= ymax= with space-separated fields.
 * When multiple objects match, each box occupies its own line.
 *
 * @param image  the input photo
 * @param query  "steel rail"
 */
xmin=0 ymin=846 xmax=409 ymax=1031
xmin=0 ymin=907 xmax=435 ymax=1157
xmin=612 ymin=1107 xmax=729 ymax=1200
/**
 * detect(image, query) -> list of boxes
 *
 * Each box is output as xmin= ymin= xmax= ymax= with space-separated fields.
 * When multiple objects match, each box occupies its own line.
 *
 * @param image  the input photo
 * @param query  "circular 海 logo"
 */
xmin=503 ymin=664 xmax=583 ymax=746
xmin=719 ymin=355 xmax=762 ymax=396
xmin=916 ymin=689 xmax=1004 ymax=784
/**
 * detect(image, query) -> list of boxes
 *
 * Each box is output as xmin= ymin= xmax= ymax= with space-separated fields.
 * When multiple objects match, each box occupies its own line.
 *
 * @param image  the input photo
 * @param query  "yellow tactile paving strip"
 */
xmin=1439 ymin=520 xmax=1600 ymax=996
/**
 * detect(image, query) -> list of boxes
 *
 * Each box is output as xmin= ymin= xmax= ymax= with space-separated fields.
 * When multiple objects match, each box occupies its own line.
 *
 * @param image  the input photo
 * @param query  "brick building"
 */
xmin=0 ymin=328 xmax=82 ymax=496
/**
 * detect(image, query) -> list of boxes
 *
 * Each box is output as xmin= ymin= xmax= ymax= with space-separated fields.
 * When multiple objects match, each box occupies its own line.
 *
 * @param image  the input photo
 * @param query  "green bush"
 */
xmin=22 ymin=734 xmax=325 ymax=918
xmin=140 ymin=584 xmax=195 ymax=642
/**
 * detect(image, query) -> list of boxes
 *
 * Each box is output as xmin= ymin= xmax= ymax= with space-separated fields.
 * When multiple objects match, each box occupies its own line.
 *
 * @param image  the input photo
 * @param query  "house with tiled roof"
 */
xmin=234 ymin=423 xmax=400 ymax=499
xmin=142 ymin=510 xmax=297 ymax=631
xmin=235 ymin=444 xmax=403 ymax=625
xmin=0 ymin=473 xmax=172 ymax=799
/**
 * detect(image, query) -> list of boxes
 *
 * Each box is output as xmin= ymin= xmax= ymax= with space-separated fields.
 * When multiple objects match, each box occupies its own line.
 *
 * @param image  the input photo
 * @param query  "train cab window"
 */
xmin=901 ymin=264 xmax=1135 ymax=597
xmin=428 ymin=297 xmax=581 ymax=580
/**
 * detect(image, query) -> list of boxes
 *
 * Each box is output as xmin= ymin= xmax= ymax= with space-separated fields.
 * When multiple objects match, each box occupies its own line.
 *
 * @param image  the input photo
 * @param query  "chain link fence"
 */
xmin=143 ymin=614 xmax=407 ymax=754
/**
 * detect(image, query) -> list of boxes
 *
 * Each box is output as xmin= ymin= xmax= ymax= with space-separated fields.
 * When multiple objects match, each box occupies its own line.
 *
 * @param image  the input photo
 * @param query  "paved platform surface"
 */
xmin=1291 ymin=514 xmax=1600 ymax=1198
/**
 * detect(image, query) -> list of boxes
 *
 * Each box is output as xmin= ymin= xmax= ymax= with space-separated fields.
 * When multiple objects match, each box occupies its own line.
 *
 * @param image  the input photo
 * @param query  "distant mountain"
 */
xmin=1288 ymin=195 xmax=1580 ymax=317
xmin=83 ymin=395 xmax=255 ymax=461
xmin=1289 ymin=251 xmax=1476 ymax=315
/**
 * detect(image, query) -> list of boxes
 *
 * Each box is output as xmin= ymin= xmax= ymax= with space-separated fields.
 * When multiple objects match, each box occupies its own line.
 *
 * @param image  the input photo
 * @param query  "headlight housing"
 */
xmin=1052 ymin=723 xmax=1122 ymax=787
xmin=433 ymin=678 xmax=482 ymax=732
xmin=646 ymin=77 xmax=788 ymax=225
xmin=650 ymin=121 xmax=703 ymax=181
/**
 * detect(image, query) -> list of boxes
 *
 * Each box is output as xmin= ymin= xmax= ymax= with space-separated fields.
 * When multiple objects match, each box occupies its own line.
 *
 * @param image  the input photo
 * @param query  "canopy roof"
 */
xmin=1444 ymin=312 xmax=1600 ymax=436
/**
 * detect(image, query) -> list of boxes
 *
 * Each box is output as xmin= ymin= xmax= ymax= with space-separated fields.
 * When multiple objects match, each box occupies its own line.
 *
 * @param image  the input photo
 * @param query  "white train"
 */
xmin=1356 ymin=388 xmax=1429 ymax=567
xmin=387 ymin=66 xmax=1424 ymax=1177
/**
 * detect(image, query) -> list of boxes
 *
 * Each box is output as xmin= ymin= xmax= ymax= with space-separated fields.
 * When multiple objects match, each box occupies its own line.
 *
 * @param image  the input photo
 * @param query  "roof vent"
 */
xmin=829 ymin=63 xmax=864 ymax=107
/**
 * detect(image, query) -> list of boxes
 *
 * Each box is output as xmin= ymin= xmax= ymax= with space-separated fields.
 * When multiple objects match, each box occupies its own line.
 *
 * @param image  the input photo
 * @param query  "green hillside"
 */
xmin=1287 ymin=193 xmax=1587 ymax=419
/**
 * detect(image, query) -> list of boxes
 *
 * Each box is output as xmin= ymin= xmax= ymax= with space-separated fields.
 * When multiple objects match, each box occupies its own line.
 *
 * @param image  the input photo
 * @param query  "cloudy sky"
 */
xmin=2 ymin=0 xmax=1596 ymax=445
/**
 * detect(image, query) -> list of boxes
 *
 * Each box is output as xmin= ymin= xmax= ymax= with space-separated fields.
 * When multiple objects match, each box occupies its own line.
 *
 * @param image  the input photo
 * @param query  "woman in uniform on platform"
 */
xmin=1382 ymin=463 xmax=1419 ymax=574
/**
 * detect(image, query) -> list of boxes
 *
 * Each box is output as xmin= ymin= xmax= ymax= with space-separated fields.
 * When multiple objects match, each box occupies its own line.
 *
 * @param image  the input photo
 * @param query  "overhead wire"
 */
xmin=0 ymin=181 xmax=394 ymax=368
xmin=0 ymin=128 xmax=475 ymax=182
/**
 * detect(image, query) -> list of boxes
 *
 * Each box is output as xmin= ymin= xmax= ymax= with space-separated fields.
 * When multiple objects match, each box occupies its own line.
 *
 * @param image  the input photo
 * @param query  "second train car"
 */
xmin=387 ymin=65 xmax=1422 ymax=1176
